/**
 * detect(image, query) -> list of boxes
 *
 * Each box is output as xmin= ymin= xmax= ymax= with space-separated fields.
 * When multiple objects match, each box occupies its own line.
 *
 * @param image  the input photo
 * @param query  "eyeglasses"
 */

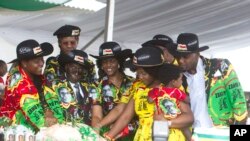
xmin=61 ymin=41 xmax=77 ymax=46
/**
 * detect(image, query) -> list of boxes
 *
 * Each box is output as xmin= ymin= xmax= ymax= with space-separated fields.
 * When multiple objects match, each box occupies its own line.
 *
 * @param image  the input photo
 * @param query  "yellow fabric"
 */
xmin=120 ymin=80 xmax=145 ymax=104
xmin=168 ymin=128 xmax=185 ymax=141
xmin=133 ymin=86 xmax=154 ymax=141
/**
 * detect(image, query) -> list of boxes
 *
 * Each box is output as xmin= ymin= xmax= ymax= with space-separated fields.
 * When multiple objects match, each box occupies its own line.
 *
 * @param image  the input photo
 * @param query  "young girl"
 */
xmin=147 ymin=63 xmax=193 ymax=140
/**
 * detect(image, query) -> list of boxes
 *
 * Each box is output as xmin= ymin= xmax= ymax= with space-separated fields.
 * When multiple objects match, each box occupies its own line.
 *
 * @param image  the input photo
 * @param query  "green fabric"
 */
xmin=0 ymin=0 xmax=69 ymax=11
xmin=44 ymin=86 xmax=65 ymax=124
xmin=196 ymin=133 xmax=229 ymax=140
xmin=202 ymin=57 xmax=248 ymax=126
xmin=18 ymin=100 xmax=45 ymax=131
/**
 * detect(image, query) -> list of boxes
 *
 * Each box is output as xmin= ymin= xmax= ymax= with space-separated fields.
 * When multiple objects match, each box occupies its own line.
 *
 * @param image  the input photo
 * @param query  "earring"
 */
xmin=118 ymin=64 xmax=120 ymax=68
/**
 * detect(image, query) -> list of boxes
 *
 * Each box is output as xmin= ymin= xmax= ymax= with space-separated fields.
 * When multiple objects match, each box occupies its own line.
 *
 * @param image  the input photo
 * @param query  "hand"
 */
xmin=103 ymin=132 xmax=115 ymax=141
xmin=92 ymin=123 xmax=102 ymax=134
xmin=44 ymin=109 xmax=58 ymax=127
xmin=153 ymin=111 xmax=165 ymax=121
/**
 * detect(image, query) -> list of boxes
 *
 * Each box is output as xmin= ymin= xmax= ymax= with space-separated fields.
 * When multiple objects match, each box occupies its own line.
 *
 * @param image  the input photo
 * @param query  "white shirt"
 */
xmin=69 ymin=82 xmax=84 ymax=98
xmin=184 ymin=58 xmax=213 ymax=128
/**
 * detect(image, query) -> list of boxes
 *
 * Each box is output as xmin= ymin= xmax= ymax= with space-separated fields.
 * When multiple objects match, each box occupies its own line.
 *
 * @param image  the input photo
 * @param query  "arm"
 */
xmin=105 ymin=98 xmax=135 ymax=138
xmin=169 ymin=101 xmax=194 ymax=128
xmin=222 ymin=59 xmax=248 ymax=124
xmin=98 ymin=102 xmax=127 ymax=128
xmin=91 ymin=104 xmax=103 ymax=131
xmin=154 ymin=101 xmax=194 ymax=128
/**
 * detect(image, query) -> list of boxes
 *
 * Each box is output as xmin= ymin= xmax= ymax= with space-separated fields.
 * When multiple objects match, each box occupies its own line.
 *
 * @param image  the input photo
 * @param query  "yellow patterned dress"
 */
xmin=126 ymin=81 xmax=153 ymax=141
xmin=121 ymin=80 xmax=186 ymax=141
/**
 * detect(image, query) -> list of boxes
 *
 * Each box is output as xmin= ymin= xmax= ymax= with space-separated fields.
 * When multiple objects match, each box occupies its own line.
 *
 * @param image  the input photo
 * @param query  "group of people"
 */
xmin=0 ymin=24 xmax=248 ymax=141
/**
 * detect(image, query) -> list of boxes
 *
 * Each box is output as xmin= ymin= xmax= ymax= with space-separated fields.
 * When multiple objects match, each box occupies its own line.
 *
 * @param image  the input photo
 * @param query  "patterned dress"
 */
xmin=148 ymin=86 xmax=187 ymax=141
xmin=132 ymin=81 xmax=154 ymax=141
xmin=0 ymin=65 xmax=64 ymax=132
xmin=93 ymin=75 xmax=137 ymax=140
xmin=120 ymin=80 xmax=156 ymax=141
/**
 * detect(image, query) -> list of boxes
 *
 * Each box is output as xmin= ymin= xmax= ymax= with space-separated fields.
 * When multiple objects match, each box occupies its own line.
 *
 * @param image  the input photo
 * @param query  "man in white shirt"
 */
xmin=173 ymin=33 xmax=247 ymax=128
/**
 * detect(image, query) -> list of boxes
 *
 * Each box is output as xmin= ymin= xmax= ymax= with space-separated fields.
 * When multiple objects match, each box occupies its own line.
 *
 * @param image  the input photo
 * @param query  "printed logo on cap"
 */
xmin=113 ymin=45 xmax=121 ymax=52
xmin=103 ymin=49 xmax=113 ymax=55
xmin=72 ymin=30 xmax=80 ymax=36
xmin=138 ymin=55 xmax=150 ymax=61
xmin=19 ymin=47 xmax=32 ymax=54
xmin=177 ymin=44 xmax=188 ymax=51
xmin=161 ymin=54 xmax=164 ymax=61
xmin=133 ymin=56 xmax=137 ymax=64
xmin=155 ymin=37 xmax=168 ymax=41
xmin=188 ymin=40 xmax=198 ymax=47
xmin=33 ymin=47 xmax=42 ymax=55
xmin=74 ymin=55 xmax=84 ymax=63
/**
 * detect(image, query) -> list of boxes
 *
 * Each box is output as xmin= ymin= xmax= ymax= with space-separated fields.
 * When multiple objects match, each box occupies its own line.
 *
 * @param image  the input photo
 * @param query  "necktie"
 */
xmin=74 ymin=83 xmax=82 ymax=104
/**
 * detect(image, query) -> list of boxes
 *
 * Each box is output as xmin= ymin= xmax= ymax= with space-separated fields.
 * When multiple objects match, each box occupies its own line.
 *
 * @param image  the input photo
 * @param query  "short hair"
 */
xmin=157 ymin=64 xmax=183 ymax=85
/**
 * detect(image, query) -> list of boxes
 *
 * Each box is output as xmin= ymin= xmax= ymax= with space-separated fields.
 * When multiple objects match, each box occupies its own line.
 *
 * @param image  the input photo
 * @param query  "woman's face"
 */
xmin=101 ymin=57 xmax=119 ymax=77
xmin=136 ymin=67 xmax=155 ymax=87
xmin=21 ymin=57 xmax=44 ymax=75
xmin=59 ymin=36 xmax=78 ymax=54
xmin=65 ymin=63 xmax=86 ymax=83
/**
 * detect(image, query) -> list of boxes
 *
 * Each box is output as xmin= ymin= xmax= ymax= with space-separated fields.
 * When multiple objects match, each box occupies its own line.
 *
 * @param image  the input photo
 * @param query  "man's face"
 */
xmin=60 ymin=88 xmax=72 ymax=103
xmin=65 ymin=63 xmax=86 ymax=83
xmin=59 ymin=36 xmax=78 ymax=54
xmin=176 ymin=52 xmax=199 ymax=73
xmin=21 ymin=57 xmax=44 ymax=75
xmin=103 ymin=85 xmax=113 ymax=97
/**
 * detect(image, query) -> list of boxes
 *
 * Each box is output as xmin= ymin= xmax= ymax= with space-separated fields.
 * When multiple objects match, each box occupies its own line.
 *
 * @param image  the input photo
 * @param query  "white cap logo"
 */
xmin=72 ymin=30 xmax=80 ymax=36
xmin=74 ymin=55 xmax=84 ymax=63
xmin=33 ymin=47 xmax=42 ymax=55
xmin=133 ymin=56 xmax=137 ymax=64
xmin=177 ymin=44 xmax=188 ymax=51
xmin=103 ymin=49 xmax=113 ymax=55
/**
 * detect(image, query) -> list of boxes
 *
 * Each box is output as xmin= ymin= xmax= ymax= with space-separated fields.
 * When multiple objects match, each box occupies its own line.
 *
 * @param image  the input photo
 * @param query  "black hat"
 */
xmin=90 ymin=42 xmax=132 ymax=60
xmin=53 ymin=25 xmax=81 ymax=38
xmin=9 ymin=39 xmax=53 ymax=63
xmin=132 ymin=47 xmax=164 ymax=67
xmin=175 ymin=33 xmax=209 ymax=55
xmin=142 ymin=34 xmax=175 ymax=47
xmin=58 ymin=50 xmax=93 ymax=68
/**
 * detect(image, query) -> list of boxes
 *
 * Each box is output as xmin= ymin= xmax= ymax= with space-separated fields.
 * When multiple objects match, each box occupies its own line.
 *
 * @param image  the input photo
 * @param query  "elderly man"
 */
xmin=44 ymin=25 xmax=96 ymax=87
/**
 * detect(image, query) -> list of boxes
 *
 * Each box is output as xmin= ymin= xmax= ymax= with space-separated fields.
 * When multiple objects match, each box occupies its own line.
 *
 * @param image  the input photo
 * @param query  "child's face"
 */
xmin=172 ymin=73 xmax=183 ymax=88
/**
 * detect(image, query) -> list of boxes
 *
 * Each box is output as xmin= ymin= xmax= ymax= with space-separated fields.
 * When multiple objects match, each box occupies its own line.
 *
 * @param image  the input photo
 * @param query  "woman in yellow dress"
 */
xmin=104 ymin=46 xmax=193 ymax=141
